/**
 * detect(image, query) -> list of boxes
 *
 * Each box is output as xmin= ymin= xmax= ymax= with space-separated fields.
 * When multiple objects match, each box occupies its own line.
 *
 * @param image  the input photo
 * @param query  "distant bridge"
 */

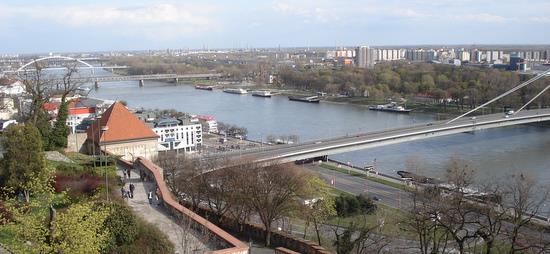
xmin=65 ymin=73 xmax=224 ymax=87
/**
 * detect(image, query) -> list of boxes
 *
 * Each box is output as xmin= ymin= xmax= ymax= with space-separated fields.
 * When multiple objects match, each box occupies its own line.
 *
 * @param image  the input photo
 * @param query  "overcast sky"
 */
xmin=1 ymin=0 xmax=549 ymax=54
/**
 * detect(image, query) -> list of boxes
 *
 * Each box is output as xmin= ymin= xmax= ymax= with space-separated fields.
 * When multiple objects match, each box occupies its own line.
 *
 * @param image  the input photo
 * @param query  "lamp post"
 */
xmin=101 ymin=125 xmax=109 ymax=202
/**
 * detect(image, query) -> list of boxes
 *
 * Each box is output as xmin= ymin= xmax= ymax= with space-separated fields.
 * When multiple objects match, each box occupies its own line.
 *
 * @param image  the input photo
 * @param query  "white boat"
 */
xmin=223 ymin=88 xmax=248 ymax=94
xmin=251 ymin=90 xmax=272 ymax=97
xmin=368 ymin=102 xmax=411 ymax=113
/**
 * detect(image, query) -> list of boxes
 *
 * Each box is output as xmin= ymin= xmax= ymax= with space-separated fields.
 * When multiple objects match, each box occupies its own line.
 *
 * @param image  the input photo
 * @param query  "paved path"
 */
xmin=118 ymin=167 xmax=211 ymax=254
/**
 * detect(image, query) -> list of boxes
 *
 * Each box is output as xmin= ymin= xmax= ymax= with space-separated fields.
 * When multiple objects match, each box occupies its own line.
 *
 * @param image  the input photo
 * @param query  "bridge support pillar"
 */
xmin=139 ymin=80 xmax=144 ymax=87
xmin=94 ymin=81 xmax=99 ymax=89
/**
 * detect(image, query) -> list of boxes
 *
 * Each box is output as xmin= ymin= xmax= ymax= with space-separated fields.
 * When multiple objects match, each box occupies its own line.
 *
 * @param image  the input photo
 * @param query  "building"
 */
xmin=196 ymin=115 xmax=218 ymax=133
xmin=0 ymin=78 xmax=24 ymax=96
xmin=355 ymin=46 xmax=375 ymax=69
xmin=153 ymin=118 xmax=202 ymax=153
xmin=67 ymin=99 xmax=96 ymax=133
xmin=405 ymin=49 xmax=437 ymax=62
xmin=86 ymin=102 xmax=158 ymax=161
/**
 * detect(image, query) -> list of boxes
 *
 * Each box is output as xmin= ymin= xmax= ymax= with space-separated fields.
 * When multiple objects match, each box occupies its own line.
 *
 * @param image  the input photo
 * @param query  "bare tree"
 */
xmin=242 ymin=162 xmax=310 ymax=246
xmin=504 ymin=173 xmax=549 ymax=254
xmin=331 ymin=215 xmax=389 ymax=254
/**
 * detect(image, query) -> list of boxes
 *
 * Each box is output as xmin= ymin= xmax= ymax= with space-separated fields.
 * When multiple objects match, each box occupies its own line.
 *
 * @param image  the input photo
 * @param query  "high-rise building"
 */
xmin=356 ymin=46 xmax=375 ymax=69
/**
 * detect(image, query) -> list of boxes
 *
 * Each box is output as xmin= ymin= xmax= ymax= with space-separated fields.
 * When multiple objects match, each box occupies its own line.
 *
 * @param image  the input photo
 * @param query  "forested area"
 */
xmin=278 ymin=63 xmax=550 ymax=110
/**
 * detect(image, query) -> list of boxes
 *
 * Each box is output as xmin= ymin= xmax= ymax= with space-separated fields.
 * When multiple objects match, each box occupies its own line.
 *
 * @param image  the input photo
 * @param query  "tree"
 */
xmin=50 ymin=100 xmax=69 ymax=149
xmin=18 ymin=61 xmax=54 ymax=148
xmin=332 ymin=215 xmax=388 ymax=254
xmin=51 ymin=203 xmax=110 ymax=254
xmin=50 ymin=63 xmax=83 ymax=149
xmin=0 ymin=124 xmax=51 ymax=202
xmin=242 ymin=162 xmax=309 ymax=246
xmin=301 ymin=176 xmax=336 ymax=245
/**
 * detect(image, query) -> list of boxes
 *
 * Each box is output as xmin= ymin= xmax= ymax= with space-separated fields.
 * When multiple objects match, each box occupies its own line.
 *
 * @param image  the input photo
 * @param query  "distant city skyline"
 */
xmin=1 ymin=0 xmax=550 ymax=54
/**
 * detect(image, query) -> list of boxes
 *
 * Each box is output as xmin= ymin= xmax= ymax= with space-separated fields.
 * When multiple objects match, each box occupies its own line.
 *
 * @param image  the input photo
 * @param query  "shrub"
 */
xmin=111 ymin=217 xmax=174 ymax=254
xmin=102 ymin=202 xmax=139 ymax=251
xmin=334 ymin=194 xmax=377 ymax=217
xmin=54 ymin=173 xmax=103 ymax=196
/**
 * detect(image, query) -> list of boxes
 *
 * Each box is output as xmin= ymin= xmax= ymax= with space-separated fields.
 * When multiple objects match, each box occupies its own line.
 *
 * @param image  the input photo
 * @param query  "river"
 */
xmin=88 ymin=80 xmax=550 ymax=186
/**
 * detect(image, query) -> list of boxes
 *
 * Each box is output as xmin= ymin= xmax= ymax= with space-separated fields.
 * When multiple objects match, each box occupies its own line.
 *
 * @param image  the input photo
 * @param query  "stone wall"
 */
xmin=66 ymin=133 xmax=88 ymax=153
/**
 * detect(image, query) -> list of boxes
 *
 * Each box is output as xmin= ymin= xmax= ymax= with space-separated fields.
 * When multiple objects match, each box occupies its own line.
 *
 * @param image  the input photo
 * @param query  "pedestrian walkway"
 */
xmin=117 ymin=167 xmax=211 ymax=254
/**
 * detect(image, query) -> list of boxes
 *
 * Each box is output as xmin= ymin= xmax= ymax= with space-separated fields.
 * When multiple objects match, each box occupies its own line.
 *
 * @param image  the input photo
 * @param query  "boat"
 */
xmin=76 ymin=86 xmax=91 ymax=92
xmin=288 ymin=96 xmax=320 ymax=103
xmin=195 ymin=85 xmax=214 ymax=91
xmin=368 ymin=102 xmax=411 ymax=113
xmin=251 ymin=90 xmax=272 ymax=97
xmin=223 ymin=88 xmax=248 ymax=94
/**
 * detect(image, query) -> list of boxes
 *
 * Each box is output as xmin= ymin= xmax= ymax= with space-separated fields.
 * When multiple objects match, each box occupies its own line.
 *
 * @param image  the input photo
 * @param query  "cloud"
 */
xmin=459 ymin=13 xmax=507 ymax=23
xmin=0 ymin=3 xmax=220 ymax=39
xmin=271 ymin=0 xmax=340 ymax=23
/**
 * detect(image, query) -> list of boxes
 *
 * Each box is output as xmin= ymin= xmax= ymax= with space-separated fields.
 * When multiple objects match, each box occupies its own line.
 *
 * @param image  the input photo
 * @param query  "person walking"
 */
xmin=129 ymin=183 xmax=135 ymax=199
xmin=127 ymin=168 xmax=131 ymax=178
xmin=148 ymin=191 xmax=153 ymax=204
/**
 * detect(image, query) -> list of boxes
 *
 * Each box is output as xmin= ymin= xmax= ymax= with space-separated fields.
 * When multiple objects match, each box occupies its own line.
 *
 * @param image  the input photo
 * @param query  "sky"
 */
xmin=1 ymin=0 xmax=549 ymax=54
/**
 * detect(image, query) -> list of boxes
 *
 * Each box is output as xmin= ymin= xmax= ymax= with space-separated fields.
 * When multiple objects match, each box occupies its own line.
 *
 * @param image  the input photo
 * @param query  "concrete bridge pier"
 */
xmin=94 ymin=81 xmax=99 ymax=89
xmin=139 ymin=80 xmax=144 ymax=87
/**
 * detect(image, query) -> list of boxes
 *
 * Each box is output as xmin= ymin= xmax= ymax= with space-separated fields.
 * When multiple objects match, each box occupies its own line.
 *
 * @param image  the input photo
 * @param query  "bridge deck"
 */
xmin=212 ymin=108 xmax=550 ymax=164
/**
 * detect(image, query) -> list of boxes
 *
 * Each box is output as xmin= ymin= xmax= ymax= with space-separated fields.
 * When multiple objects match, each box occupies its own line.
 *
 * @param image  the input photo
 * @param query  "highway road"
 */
xmin=305 ymin=163 xmax=410 ymax=210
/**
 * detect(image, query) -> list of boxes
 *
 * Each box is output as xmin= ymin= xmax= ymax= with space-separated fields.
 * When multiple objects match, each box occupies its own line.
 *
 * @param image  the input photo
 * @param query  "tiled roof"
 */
xmin=87 ymin=102 xmax=158 ymax=143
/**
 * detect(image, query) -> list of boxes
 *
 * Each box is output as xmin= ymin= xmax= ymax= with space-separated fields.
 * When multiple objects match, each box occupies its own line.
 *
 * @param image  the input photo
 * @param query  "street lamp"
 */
xmin=101 ymin=125 xmax=109 ymax=202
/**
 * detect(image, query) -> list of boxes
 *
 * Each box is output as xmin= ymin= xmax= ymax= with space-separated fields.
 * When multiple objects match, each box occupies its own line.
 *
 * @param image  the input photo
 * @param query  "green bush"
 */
xmin=106 ymin=213 xmax=174 ymax=254
xmin=334 ymin=194 xmax=377 ymax=217
xmin=102 ymin=202 xmax=139 ymax=249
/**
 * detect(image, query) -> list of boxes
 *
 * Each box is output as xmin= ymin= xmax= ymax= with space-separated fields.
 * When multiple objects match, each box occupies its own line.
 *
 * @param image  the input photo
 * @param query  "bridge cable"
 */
xmin=446 ymin=68 xmax=550 ymax=124
xmin=514 ymin=81 xmax=550 ymax=115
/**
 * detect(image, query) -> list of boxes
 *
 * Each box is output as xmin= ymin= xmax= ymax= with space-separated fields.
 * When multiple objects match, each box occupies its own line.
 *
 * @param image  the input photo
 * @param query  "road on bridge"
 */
xmin=213 ymin=108 xmax=550 ymax=165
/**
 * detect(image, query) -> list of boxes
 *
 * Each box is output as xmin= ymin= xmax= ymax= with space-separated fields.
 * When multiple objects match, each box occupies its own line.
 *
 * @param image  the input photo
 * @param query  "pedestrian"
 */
xmin=127 ymin=168 xmax=131 ymax=178
xmin=148 ymin=191 xmax=153 ymax=204
xmin=129 ymin=183 xmax=135 ymax=199
xmin=120 ymin=186 xmax=125 ymax=198
xmin=155 ymin=187 xmax=160 ymax=206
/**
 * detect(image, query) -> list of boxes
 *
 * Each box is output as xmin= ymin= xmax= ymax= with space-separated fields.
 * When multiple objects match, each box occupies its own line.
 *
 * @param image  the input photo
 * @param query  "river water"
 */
xmin=88 ymin=80 xmax=550 ymax=186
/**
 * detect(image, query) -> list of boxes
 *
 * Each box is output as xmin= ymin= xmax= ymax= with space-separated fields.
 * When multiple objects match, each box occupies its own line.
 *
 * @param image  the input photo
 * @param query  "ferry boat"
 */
xmin=195 ymin=85 xmax=214 ymax=91
xmin=251 ymin=90 xmax=272 ymax=97
xmin=288 ymin=96 xmax=320 ymax=103
xmin=368 ymin=102 xmax=411 ymax=113
xmin=223 ymin=88 xmax=248 ymax=94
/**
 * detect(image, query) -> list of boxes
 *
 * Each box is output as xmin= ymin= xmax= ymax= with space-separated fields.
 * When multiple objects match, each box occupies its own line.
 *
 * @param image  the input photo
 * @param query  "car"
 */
xmin=506 ymin=110 xmax=515 ymax=115
xmin=471 ymin=116 xmax=476 ymax=120
xmin=372 ymin=196 xmax=381 ymax=201
xmin=427 ymin=123 xmax=433 ymax=126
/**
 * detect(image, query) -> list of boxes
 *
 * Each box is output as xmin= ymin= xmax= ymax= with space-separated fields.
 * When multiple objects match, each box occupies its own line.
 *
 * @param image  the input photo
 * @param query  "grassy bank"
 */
xmin=319 ymin=163 xmax=409 ymax=191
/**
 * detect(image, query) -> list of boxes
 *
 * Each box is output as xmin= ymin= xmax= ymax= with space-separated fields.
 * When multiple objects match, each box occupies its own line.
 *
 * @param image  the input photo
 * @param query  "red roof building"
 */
xmin=87 ymin=102 xmax=158 ymax=161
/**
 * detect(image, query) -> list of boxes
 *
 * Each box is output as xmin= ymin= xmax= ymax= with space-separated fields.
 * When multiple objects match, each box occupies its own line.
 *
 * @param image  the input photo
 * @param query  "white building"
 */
xmin=355 ymin=46 xmax=375 ymax=68
xmin=197 ymin=115 xmax=219 ymax=133
xmin=0 ymin=79 xmax=24 ymax=96
xmin=153 ymin=118 xmax=203 ymax=153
